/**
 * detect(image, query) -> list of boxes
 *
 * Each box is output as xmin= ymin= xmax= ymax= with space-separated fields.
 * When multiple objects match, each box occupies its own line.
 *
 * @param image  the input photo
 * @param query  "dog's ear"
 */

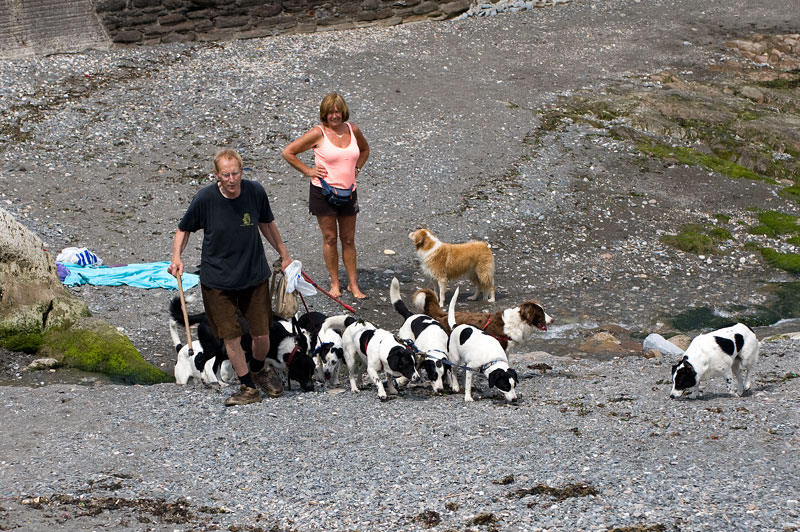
xmin=488 ymin=368 xmax=499 ymax=389
xmin=508 ymin=368 xmax=518 ymax=384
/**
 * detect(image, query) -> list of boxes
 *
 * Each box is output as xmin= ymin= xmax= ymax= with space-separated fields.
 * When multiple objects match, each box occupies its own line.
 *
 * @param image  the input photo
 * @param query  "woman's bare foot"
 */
xmin=328 ymin=282 xmax=342 ymax=298
xmin=346 ymin=286 xmax=367 ymax=299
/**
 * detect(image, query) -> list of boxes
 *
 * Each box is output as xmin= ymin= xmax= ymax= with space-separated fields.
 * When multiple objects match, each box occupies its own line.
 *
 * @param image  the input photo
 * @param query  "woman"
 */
xmin=282 ymin=92 xmax=370 ymax=299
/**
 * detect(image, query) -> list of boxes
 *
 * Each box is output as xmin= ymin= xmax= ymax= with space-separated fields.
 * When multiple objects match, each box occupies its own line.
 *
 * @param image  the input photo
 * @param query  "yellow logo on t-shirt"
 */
xmin=242 ymin=213 xmax=252 ymax=227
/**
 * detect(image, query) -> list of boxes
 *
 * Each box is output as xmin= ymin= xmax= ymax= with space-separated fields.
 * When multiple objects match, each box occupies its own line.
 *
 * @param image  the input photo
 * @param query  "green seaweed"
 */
xmin=637 ymin=139 xmax=772 ymax=182
xmin=43 ymin=323 xmax=171 ymax=385
xmin=760 ymin=248 xmax=800 ymax=275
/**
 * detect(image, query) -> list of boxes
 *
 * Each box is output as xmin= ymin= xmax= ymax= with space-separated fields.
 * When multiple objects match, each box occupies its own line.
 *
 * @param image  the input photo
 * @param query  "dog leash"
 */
xmin=301 ymin=270 xmax=357 ymax=313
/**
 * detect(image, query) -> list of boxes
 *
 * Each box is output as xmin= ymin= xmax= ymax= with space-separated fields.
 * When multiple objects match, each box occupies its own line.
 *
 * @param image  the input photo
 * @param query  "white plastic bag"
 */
xmin=56 ymin=247 xmax=103 ymax=266
xmin=284 ymin=260 xmax=316 ymax=296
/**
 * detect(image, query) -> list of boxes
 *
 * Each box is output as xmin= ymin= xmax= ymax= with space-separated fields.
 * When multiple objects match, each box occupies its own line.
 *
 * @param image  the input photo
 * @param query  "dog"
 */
xmin=299 ymin=312 xmax=345 ymax=386
xmin=168 ymin=296 xmax=315 ymax=392
xmin=169 ymin=314 xmax=236 ymax=385
xmin=413 ymin=288 xmax=553 ymax=352
xmin=363 ymin=328 xmax=421 ymax=401
xmin=390 ymin=277 xmax=451 ymax=393
xmin=670 ymin=323 xmax=759 ymax=399
xmin=447 ymin=287 xmax=518 ymax=402
xmin=409 ymin=227 xmax=496 ymax=304
xmin=267 ymin=317 xmax=316 ymax=392
xmin=335 ymin=315 xmax=377 ymax=392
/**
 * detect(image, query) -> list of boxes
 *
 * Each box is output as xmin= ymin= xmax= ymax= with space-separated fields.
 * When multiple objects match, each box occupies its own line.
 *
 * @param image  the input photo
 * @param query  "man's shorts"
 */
xmin=308 ymin=183 xmax=360 ymax=217
xmin=201 ymin=280 xmax=272 ymax=340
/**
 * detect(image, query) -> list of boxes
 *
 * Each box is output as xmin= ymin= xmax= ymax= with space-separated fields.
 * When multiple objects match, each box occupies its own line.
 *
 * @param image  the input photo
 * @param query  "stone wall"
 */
xmin=93 ymin=0 xmax=472 ymax=45
xmin=0 ymin=0 xmax=109 ymax=59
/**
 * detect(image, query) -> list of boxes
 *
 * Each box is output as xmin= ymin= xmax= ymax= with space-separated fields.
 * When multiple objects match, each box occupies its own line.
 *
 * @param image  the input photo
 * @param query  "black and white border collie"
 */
xmin=390 ymin=277 xmax=450 ymax=393
xmin=670 ymin=323 xmax=759 ymax=399
xmin=447 ymin=288 xmax=518 ymax=403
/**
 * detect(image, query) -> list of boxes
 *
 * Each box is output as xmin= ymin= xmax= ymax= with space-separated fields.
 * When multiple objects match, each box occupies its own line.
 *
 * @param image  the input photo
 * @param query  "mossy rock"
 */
xmin=41 ymin=317 xmax=171 ymax=385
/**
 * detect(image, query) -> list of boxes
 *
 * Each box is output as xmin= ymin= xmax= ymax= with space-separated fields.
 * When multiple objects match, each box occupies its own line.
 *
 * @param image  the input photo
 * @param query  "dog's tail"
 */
xmin=320 ymin=314 xmax=350 ymax=336
xmin=169 ymin=317 xmax=184 ymax=354
xmin=390 ymin=277 xmax=414 ymax=320
xmin=169 ymin=295 xmax=205 ymax=326
xmin=447 ymin=287 xmax=460 ymax=329
xmin=413 ymin=288 xmax=444 ymax=317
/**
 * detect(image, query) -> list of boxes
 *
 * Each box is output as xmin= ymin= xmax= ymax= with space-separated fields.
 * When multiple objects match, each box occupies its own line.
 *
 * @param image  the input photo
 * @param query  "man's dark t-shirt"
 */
xmin=178 ymin=179 xmax=273 ymax=290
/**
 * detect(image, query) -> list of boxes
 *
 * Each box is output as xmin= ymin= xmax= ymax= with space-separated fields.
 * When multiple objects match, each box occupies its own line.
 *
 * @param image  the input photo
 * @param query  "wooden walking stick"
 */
xmin=176 ymin=274 xmax=193 ymax=357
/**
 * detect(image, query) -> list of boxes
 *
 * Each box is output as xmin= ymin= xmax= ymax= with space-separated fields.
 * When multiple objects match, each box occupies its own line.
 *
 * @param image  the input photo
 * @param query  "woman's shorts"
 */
xmin=309 ymin=183 xmax=360 ymax=217
xmin=201 ymin=280 xmax=272 ymax=340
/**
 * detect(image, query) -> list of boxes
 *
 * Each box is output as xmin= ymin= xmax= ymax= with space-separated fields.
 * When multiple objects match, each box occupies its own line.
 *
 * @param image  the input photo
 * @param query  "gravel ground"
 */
xmin=1 ymin=0 xmax=799 ymax=530
xmin=0 ymin=344 xmax=797 ymax=531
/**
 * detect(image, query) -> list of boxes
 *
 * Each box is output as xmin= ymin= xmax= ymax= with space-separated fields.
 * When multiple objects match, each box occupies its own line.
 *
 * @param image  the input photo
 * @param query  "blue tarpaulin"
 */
xmin=58 ymin=261 xmax=199 ymax=290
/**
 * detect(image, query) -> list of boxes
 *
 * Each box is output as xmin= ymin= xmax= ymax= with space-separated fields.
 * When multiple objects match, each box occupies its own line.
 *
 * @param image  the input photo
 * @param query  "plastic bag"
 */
xmin=284 ymin=260 xmax=316 ymax=296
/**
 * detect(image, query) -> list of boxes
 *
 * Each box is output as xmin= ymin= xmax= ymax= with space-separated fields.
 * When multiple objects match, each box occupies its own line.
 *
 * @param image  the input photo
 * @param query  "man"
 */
xmin=169 ymin=149 xmax=292 ymax=406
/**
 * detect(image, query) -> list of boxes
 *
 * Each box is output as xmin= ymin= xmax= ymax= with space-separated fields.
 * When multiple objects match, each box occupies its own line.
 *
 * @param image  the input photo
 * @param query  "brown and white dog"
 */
xmin=409 ymin=228 xmax=496 ymax=304
xmin=413 ymin=288 xmax=554 ymax=352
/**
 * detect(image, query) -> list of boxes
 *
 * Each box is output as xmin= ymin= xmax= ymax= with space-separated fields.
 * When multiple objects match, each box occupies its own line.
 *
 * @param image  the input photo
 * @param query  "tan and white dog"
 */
xmin=409 ymin=228 xmax=495 ymax=304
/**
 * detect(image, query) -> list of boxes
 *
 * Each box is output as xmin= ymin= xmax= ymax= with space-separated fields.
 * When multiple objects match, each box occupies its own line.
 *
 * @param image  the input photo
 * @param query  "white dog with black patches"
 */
xmin=670 ymin=323 xmax=759 ymax=399
xmin=312 ymin=315 xmax=347 ymax=385
xmin=335 ymin=316 xmax=378 ymax=393
xmin=447 ymin=287 xmax=518 ymax=402
xmin=169 ymin=317 xmax=236 ymax=385
xmin=390 ymin=277 xmax=451 ymax=393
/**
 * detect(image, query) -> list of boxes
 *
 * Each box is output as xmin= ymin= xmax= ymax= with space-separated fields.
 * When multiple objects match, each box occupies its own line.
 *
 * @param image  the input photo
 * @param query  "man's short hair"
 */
xmin=213 ymin=149 xmax=243 ymax=172
xmin=319 ymin=92 xmax=349 ymax=124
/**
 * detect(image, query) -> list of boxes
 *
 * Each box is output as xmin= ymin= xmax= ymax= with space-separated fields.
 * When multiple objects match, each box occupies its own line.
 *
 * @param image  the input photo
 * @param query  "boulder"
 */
xmin=0 ymin=207 xmax=90 ymax=340
xmin=666 ymin=334 xmax=692 ymax=351
xmin=42 ymin=317 xmax=172 ymax=385
xmin=642 ymin=333 xmax=685 ymax=356
xmin=0 ymin=208 xmax=170 ymax=384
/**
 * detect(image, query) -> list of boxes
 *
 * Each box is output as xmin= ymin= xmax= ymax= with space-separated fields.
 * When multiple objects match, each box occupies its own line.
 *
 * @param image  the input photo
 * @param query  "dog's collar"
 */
xmin=482 ymin=318 xmax=511 ymax=344
xmin=478 ymin=359 xmax=506 ymax=373
xmin=286 ymin=344 xmax=300 ymax=367
xmin=312 ymin=342 xmax=333 ymax=356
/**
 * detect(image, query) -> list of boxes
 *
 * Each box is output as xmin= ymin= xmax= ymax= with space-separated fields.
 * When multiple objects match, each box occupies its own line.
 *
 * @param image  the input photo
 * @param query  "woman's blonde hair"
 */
xmin=319 ymin=92 xmax=349 ymax=124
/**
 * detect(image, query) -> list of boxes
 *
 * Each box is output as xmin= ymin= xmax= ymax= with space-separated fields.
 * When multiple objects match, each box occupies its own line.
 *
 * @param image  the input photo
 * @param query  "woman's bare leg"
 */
xmin=317 ymin=215 xmax=342 ymax=297
xmin=338 ymin=214 xmax=366 ymax=299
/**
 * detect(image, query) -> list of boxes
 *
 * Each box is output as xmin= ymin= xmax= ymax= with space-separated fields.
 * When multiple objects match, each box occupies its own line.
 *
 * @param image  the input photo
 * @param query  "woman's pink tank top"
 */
xmin=312 ymin=123 xmax=360 ymax=189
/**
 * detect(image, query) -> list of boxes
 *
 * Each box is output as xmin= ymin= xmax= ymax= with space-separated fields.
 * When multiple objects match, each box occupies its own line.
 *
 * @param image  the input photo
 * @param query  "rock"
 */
xmin=641 ymin=349 xmax=663 ymax=359
xmin=41 ymin=317 xmax=172 ymax=384
xmin=0 ymin=207 xmax=90 ymax=340
xmin=579 ymin=332 xmax=627 ymax=354
xmin=642 ymin=333 xmax=685 ymax=356
xmin=24 ymin=357 xmax=60 ymax=371
xmin=667 ymin=334 xmax=691 ymax=351
xmin=740 ymin=86 xmax=765 ymax=103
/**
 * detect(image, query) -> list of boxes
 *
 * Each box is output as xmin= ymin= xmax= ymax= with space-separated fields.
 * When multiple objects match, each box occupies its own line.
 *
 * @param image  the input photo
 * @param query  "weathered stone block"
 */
xmin=133 ymin=0 xmax=162 ymax=7
xmin=253 ymin=4 xmax=283 ymax=17
xmin=282 ymin=0 xmax=309 ymax=13
xmin=161 ymin=31 xmax=197 ymax=43
xmin=125 ymin=12 xmax=159 ymax=25
xmin=114 ymin=29 xmax=144 ymax=43
xmin=214 ymin=15 xmax=251 ymax=28
xmin=158 ymin=13 xmax=188 ymax=25
xmin=413 ymin=1 xmax=439 ymax=14
xmin=95 ymin=0 xmax=127 ymax=12
xmin=441 ymin=0 xmax=469 ymax=16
